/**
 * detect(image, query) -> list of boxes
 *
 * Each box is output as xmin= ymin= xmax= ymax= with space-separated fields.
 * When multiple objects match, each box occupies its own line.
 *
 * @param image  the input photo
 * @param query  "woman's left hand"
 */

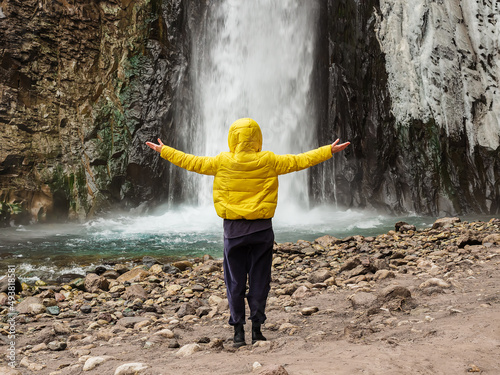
xmin=331 ymin=139 xmax=350 ymax=154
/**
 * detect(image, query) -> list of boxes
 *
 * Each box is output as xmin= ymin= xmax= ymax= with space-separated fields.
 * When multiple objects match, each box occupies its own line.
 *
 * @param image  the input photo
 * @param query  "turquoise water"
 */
xmin=0 ymin=203 xmax=463 ymax=283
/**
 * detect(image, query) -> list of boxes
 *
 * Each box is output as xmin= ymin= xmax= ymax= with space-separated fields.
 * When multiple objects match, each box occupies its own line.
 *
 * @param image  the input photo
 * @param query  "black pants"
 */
xmin=223 ymin=228 xmax=274 ymax=325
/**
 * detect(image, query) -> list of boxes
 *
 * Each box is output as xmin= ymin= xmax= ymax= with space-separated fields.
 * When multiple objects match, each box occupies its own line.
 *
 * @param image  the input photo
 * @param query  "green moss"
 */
xmin=48 ymin=165 xmax=90 ymax=215
xmin=50 ymin=165 xmax=71 ymax=197
xmin=0 ymin=202 xmax=22 ymax=215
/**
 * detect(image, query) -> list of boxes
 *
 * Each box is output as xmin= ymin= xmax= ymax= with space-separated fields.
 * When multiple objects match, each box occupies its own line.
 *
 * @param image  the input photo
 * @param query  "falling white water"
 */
xmin=189 ymin=0 xmax=319 ymax=210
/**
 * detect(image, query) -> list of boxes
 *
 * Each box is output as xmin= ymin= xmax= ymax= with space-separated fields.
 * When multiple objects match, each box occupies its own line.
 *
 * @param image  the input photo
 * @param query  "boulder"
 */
xmin=0 ymin=292 xmax=8 ymax=305
xmin=101 ymin=270 xmax=120 ymax=279
xmin=343 ymin=265 xmax=368 ymax=279
xmin=339 ymin=257 xmax=361 ymax=272
xmin=84 ymin=273 xmax=109 ymax=292
xmin=148 ymin=264 xmax=164 ymax=275
xmin=93 ymin=266 xmax=107 ymax=275
xmin=395 ymin=221 xmax=416 ymax=232
xmin=194 ymin=261 xmax=221 ymax=274
xmin=419 ymin=278 xmax=451 ymax=289
xmin=314 ymin=235 xmax=341 ymax=248
xmin=69 ymin=278 xmax=85 ymax=290
xmin=171 ymin=260 xmax=193 ymax=271
xmin=0 ymin=275 xmax=22 ymax=294
xmin=350 ymin=292 xmax=377 ymax=309
xmin=432 ymin=217 xmax=461 ymax=229
xmin=175 ymin=343 xmax=201 ymax=357
xmin=15 ymin=296 xmax=46 ymax=315
xmin=291 ymin=286 xmax=310 ymax=300
xmin=114 ymin=264 xmax=130 ymax=274
xmin=80 ymin=305 xmax=92 ymax=313
xmin=123 ymin=284 xmax=148 ymax=301
xmin=117 ymin=317 xmax=150 ymax=328
xmin=83 ymin=356 xmax=114 ymax=371
xmin=307 ymin=270 xmax=333 ymax=284
xmin=116 ymin=268 xmax=150 ymax=283
xmin=162 ymin=264 xmax=181 ymax=274
xmin=456 ymin=231 xmax=482 ymax=248
xmin=114 ymin=363 xmax=149 ymax=375
xmin=176 ymin=302 xmax=196 ymax=318
xmin=142 ymin=256 xmax=161 ymax=268
xmin=482 ymin=234 xmax=500 ymax=245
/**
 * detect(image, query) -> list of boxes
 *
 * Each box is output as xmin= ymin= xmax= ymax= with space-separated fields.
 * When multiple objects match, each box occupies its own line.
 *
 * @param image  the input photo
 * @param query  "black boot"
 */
xmin=251 ymin=322 xmax=267 ymax=344
xmin=233 ymin=324 xmax=246 ymax=348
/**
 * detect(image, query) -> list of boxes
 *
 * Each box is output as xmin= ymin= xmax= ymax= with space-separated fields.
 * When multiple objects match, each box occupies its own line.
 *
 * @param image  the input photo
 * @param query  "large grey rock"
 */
xmin=482 ymin=234 xmax=500 ymax=245
xmin=117 ymin=317 xmax=149 ymax=328
xmin=0 ymin=275 xmax=22 ymax=294
xmin=116 ymin=268 xmax=150 ymax=283
xmin=307 ymin=270 xmax=333 ymax=284
xmin=314 ymin=235 xmax=341 ymax=248
xmin=56 ymin=273 xmax=85 ymax=284
xmin=114 ymin=363 xmax=149 ymax=375
xmin=176 ymin=302 xmax=196 ymax=318
xmin=175 ymin=343 xmax=201 ymax=357
xmin=350 ymin=292 xmax=377 ymax=309
xmin=84 ymin=273 xmax=109 ymax=292
xmin=142 ymin=256 xmax=161 ymax=268
xmin=15 ymin=297 xmax=46 ymax=315
xmin=432 ymin=217 xmax=461 ymax=230
xmin=123 ymin=284 xmax=148 ymax=301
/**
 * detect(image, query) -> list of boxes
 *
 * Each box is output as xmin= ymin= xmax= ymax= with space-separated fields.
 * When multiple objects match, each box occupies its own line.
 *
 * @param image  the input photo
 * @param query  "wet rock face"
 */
xmin=0 ymin=0 xmax=203 ymax=224
xmin=319 ymin=0 xmax=500 ymax=216
xmin=1 ymin=0 xmax=499 ymax=224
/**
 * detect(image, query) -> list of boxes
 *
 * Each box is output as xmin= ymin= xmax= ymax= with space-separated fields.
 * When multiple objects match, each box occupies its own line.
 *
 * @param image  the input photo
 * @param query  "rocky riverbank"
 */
xmin=1 ymin=217 xmax=500 ymax=375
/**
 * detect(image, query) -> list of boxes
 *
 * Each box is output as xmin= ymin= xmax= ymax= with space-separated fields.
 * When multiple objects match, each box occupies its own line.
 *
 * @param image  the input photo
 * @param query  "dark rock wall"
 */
xmin=318 ymin=0 xmax=500 ymax=216
xmin=0 ymin=0 xmax=498 ymax=225
xmin=0 ymin=0 xmax=203 ymax=224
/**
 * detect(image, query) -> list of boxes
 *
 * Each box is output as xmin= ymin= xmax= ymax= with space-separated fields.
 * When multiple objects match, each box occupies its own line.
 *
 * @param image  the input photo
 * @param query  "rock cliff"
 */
xmin=318 ymin=0 xmax=499 ymax=216
xmin=0 ymin=0 xmax=204 ymax=224
xmin=0 ymin=0 xmax=498 ymax=225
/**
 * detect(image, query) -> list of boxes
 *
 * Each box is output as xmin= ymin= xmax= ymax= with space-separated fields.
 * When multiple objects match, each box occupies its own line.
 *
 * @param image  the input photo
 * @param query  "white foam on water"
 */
xmin=15 ymin=262 xmax=95 ymax=284
xmin=81 ymin=203 xmax=387 ymax=241
xmin=85 ymin=205 xmax=222 ymax=237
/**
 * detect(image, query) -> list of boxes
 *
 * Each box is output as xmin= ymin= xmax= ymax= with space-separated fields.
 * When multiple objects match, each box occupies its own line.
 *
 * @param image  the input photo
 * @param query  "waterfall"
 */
xmin=181 ymin=0 xmax=319 ymax=210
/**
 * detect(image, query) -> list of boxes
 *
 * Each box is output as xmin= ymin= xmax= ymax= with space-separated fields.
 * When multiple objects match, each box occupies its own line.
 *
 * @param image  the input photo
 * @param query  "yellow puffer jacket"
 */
xmin=160 ymin=118 xmax=333 ymax=220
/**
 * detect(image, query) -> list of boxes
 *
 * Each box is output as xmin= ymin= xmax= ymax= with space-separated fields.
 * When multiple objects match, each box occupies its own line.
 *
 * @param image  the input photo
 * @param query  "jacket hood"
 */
xmin=228 ymin=118 xmax=262 ymax=153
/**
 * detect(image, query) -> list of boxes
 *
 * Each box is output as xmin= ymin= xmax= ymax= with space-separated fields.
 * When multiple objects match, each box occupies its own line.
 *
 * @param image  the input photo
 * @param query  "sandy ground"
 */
xmin=5 ymin=244 xmax=500 ymax=375
xmin=3 ymin=217 xmax=500 ymax=375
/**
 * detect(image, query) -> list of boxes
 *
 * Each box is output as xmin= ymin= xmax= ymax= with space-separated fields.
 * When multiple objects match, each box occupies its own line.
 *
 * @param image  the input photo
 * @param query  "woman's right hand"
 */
xmin=146 ymin=138 xmax=165 ymax=153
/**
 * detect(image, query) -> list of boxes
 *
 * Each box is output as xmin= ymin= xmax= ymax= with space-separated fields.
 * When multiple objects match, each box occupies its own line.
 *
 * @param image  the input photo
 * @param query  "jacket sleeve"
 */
xmin=273 ymin=145 xmax=333 ymax=175
xmin=160 ymin=145 xmax=218 ymax=176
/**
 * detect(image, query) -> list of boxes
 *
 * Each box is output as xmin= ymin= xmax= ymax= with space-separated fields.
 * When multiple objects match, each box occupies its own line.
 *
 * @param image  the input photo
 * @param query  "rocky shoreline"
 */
xmin=1 ymin=217 xmax=500 ymax=375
